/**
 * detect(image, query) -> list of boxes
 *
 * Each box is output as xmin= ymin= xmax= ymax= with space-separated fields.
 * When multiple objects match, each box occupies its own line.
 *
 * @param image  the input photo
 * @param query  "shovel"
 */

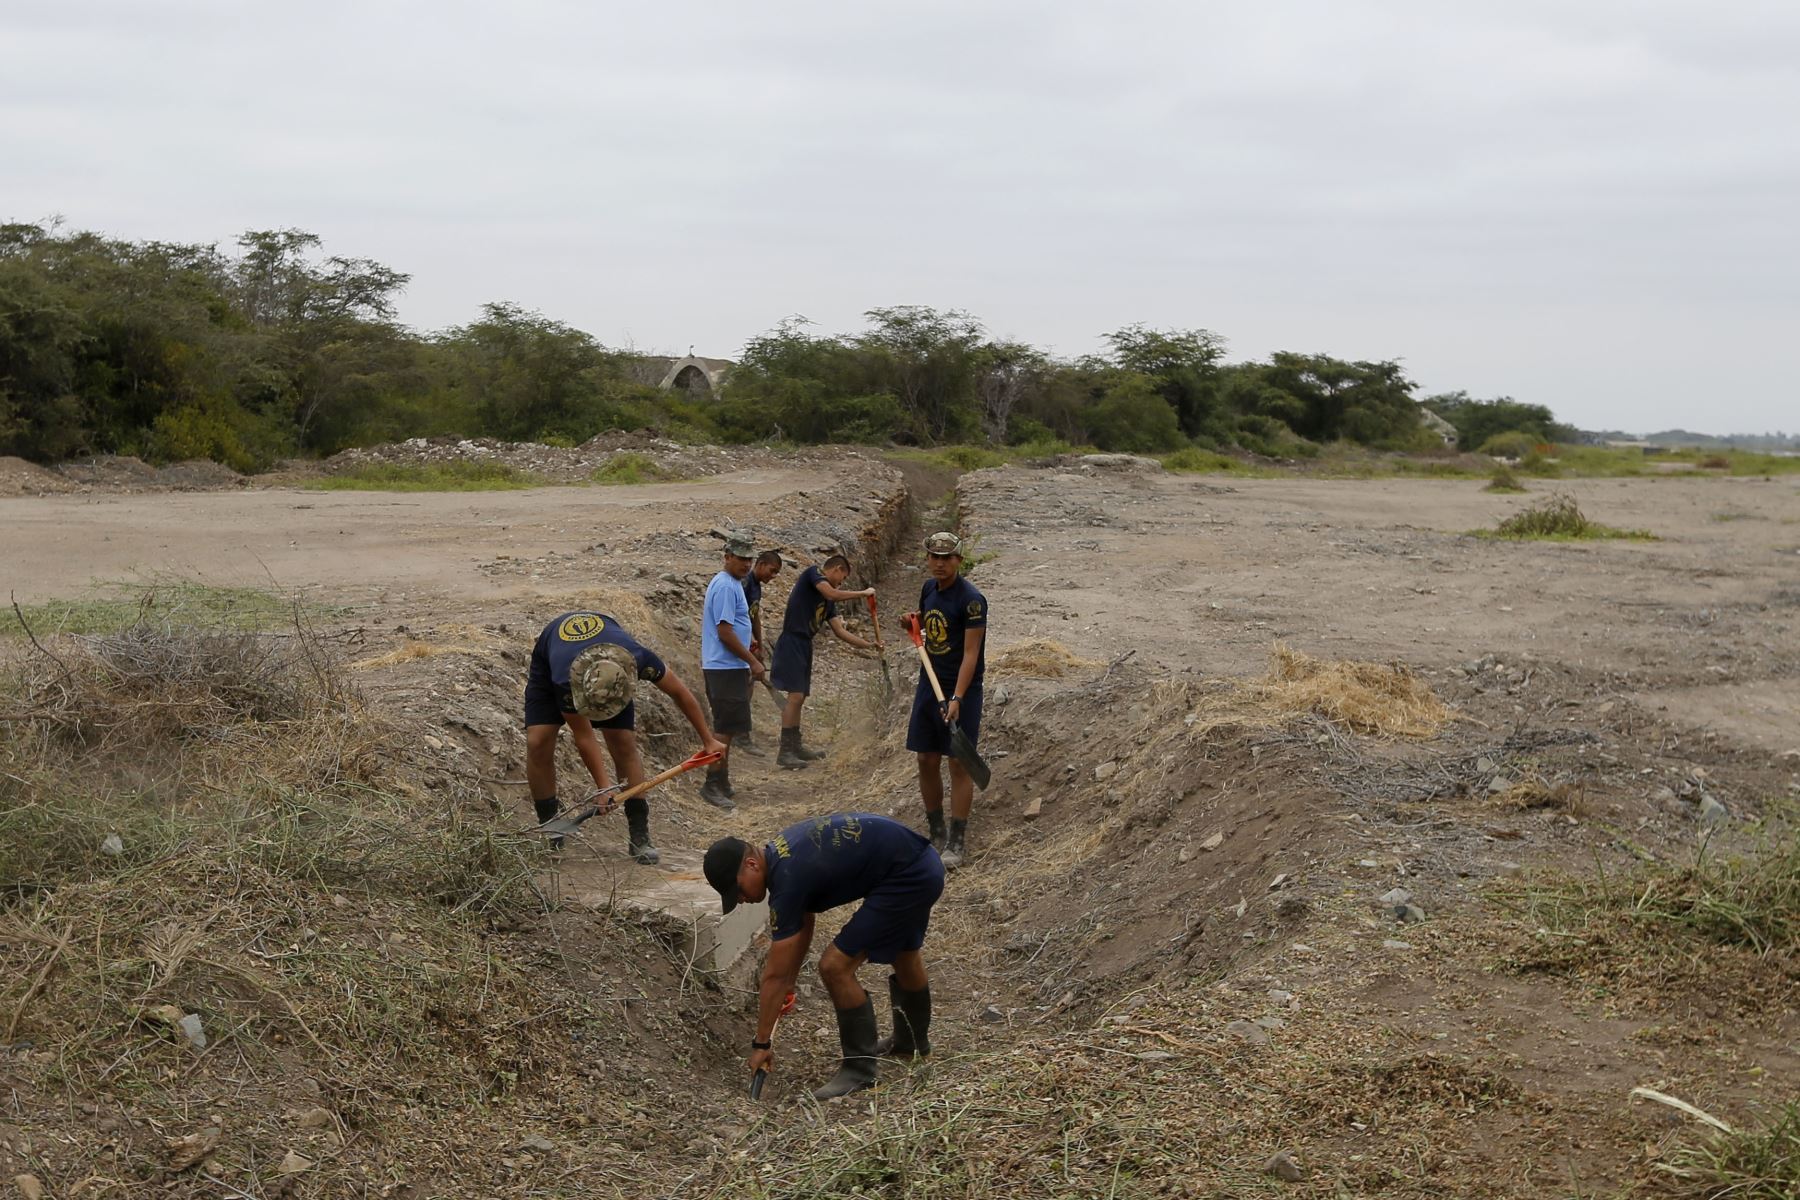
xmin=748 ymin=990 xmax=798 ymax=1100
xmin=536 ymin=749 xmax=723 ymax=838
xmin=865 ymin=594 xmax=895 ymax=699
xmin=902 ymin=614 xmax=991 ymax=790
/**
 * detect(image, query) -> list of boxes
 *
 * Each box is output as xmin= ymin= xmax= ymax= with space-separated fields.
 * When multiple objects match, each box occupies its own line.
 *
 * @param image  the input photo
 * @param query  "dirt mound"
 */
xmin=991 ymin=638 xmax=1097 ymax=678
xmin=54 ymin=454 xmax=161 ymax=488
xmin=0 ymin=456 xmax=77 ymax=496
xmin=156 ymin=458 xmax=246 ymax=490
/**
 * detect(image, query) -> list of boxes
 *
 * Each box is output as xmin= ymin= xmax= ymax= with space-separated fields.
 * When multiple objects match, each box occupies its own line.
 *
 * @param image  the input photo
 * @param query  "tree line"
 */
xmin=2 ymin=222 xmax=1564 ymax=469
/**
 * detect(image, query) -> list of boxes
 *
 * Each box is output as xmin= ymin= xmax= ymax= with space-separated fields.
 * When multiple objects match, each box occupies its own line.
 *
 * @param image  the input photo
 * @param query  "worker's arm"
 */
xmin=815 ymin=579 xmax=875 ymax=603
xmin=716 ymin=622 xmax=767 ymax=680
xmin=655 ymin=669 xmax=726 ymax=756
xmin=748 ymin=915 xmax=814 ymax=1072
xmin=563 ymin=715 xmax=613 ymax=790
xmin=945 ymin=626 xmax=986 ymax=720
xmin=825 ymin=614 xmax=873 ymax=651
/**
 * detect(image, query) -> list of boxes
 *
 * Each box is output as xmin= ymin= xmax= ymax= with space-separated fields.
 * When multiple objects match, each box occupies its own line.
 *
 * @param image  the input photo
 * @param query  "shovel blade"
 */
xmin=539 ymin=804 xmax=600 ymax=837
xmin=749 ymin=1068 xmax=768 ymax=1099
xmin=951 ymin=726 xmax=991 ymax=790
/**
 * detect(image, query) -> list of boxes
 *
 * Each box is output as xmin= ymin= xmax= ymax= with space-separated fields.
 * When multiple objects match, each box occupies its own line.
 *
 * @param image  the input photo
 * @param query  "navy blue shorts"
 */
xmin=770 ymin=632 xmax=815 ymax=695
xmin=905 ymin=677 xmax=982 ymax=755
xmin=524 ymin=638 xmax=635 ymax=730
xmin=833 ymin=847 xmax=945 ymax=965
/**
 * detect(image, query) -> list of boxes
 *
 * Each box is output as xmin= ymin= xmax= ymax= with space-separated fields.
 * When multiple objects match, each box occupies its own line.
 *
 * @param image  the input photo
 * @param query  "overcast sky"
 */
xmin=4 ymin=1 xmax=1797 ymax=433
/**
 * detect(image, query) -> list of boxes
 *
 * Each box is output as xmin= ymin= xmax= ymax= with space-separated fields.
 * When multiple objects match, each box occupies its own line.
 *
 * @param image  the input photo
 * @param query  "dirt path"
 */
xmin=0 ymin=469 xmax=819 ymax=606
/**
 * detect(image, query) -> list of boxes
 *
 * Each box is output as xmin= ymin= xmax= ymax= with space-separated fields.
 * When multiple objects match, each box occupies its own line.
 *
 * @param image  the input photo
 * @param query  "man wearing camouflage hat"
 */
xmin=905 ymin=532 xmax=988 ymax=868
xmin=524 ymin=611 xmax=724 ymax=861
xmin=697 ymin=532 xmax=767 ymax=808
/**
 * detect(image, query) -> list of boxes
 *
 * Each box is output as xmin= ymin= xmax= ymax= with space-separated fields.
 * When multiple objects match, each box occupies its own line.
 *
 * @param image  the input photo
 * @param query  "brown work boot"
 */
xmin=777 ymin=727 xmax=810 ymax=770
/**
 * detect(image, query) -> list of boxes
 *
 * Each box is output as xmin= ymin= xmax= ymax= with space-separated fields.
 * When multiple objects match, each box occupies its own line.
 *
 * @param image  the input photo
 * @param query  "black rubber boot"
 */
xmin=533 ymin=795 xmax=564 ymax=851
xmin=926 ymin=809 xmax=946 ymax=850
xmin=941 ymin=819 xmax=968 ymax=869
xmin=625 ymin=797 xmax=660 ymax=865
xmin=777 ymin=727 xmax=810 ymax=770
xmin=737 ymin=731 xmax=767 ymax=758
xmin=812 ymin=996 xmax=879 ymax=1100
xmin=699 ymin=770 xmax=735 ymax=810
xmin=794 ymin=727 xmax=827 ymax=762
xmin=721 ymin=761 xmax=736 ymax=799
xmin=873 ymin=975 xmax=932 ymax=1058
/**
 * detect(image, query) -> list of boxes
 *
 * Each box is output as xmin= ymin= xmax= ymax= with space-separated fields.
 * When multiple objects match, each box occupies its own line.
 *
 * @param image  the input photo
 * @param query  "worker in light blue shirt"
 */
xmin=698 ymin=531 xmax=767 ymax=808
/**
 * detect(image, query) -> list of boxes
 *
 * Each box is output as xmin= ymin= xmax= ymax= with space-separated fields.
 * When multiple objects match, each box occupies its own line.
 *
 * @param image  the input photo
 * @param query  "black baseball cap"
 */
xmin=704 ymin=836 xmax=749 ymax=913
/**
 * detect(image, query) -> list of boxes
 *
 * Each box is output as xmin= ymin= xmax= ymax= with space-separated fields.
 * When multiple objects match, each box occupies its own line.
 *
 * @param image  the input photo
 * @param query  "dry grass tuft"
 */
xmin=1261 ymin=643 xmax=1449 ymax=738
xmin=1491 ymin=774 xmax=1582 ymax=812
xmin=991 ymin=638 xmax=1098 ymax=679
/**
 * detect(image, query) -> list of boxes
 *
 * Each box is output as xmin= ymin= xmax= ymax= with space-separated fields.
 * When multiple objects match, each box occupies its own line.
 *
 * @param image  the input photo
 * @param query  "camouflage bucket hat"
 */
xmin=723 ymin=531 xmax=754 ymax=558
xmin=569 ymin=643 xmax=636 ymax=721
xmin=923 ymin=531 xmax=963 ymax=556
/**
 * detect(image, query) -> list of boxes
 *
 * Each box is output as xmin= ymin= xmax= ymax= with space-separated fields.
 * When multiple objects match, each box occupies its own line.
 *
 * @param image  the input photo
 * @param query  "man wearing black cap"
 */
xmin=705 ymin=813 xmax=943 ymax=1099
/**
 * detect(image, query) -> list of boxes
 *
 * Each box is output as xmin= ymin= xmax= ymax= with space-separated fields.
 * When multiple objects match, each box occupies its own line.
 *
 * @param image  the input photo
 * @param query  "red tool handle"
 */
xmin=903 ymin=612 xmax=923 ymax=648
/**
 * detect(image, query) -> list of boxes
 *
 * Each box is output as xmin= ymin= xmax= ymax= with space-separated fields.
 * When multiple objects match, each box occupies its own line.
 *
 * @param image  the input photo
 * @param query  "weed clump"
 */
xmin=1664 ymin=1102 xmax=1800 ymax=1200
xmin=1480 ymin=493 xmax=1654 ymax=541
xmin=991 ymin=639 xmax=1097 ymax=678
xmin=309 ymin=461 xmax=546 ymax=490
xmin=1484 ymin=465 xmax=1526 ymax=494
xmin=591 ymin=451 xmax=683 ymax=484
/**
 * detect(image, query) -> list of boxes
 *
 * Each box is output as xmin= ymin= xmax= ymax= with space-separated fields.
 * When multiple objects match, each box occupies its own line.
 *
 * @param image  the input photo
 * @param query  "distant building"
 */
xmin=1418 ymin=407 xmax=1458 ymax=447
xmin=630 ymin=353 xmax=735 ymax=396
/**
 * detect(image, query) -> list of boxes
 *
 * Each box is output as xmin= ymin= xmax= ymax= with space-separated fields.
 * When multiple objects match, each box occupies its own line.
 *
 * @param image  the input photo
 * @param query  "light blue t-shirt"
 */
xmin=701 ymin=571 xmax=752 ymax=671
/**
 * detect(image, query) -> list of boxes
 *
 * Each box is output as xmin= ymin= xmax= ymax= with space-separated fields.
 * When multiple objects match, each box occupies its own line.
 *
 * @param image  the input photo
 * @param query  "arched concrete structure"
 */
xmin=657 ymin=355 xmax=732 ymax=394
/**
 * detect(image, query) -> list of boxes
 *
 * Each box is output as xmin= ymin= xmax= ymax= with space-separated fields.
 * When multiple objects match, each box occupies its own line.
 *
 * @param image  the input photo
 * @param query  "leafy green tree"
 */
xmin=1083 ymin=372 xmax=1183 ymax=452
xmin=1101 ymin=324 xmax=1227 ymax=438
xmin=1422 ymin=391 xmax=1569 ymax=450
xmin=854 ymin=306 xmax=985 ymax=442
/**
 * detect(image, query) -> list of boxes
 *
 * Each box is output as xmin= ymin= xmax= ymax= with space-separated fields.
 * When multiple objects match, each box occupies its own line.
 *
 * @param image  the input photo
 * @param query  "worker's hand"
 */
xmin=750 ymin=639 xmax=763 ymax=659
xmin=860 ymin=587 xmax=876 ymax=598
xmin=750 ymin=659 xmax=767 ymax=683
xmin=942 ymin=697 xmax=962 ymax=723
xmin=748 ymin=1047 xmax=773 ymax=1075
xmin=703 ymin=736 xmax=727 ymax=758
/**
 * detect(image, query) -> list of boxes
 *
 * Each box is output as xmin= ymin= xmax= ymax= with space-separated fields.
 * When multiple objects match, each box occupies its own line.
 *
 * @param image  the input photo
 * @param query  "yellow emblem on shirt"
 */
xmin=557 ymin=613 xmax=605 ymax=642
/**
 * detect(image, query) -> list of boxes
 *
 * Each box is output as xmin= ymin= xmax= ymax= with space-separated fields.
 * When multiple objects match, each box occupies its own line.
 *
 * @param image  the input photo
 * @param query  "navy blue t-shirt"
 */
xmin=919 ymin=576 xmax=987 ymax=688
xmin=537 ymin=612 xmax=665 ymax=710
xmin=780 ymin=565 xmax=837 ymax=640
xmin=764 ymin=813 xmax=931 ymax=941
xmin=742 ymin=573 xmax=762 ymax=620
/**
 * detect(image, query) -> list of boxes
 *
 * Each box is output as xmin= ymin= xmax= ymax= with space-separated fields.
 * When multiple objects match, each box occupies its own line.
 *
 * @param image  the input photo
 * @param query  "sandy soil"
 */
xmin=960 ymin=468 xmax=1800 ymax=751
xmin=0 ymin=468 xmax=833 ymax=607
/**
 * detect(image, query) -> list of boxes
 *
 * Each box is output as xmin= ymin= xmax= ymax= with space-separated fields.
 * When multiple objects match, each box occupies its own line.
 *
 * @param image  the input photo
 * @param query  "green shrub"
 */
xmin=1484 ymin=465 xmax=1526 ymax=493
xmin=1479 ymin=492 xmax=1653 ymax=540
xmin=1478 ymin=430 xmax=1539 ymax=459
xmin=1162 ymin=447 xmax=1242 ymax=473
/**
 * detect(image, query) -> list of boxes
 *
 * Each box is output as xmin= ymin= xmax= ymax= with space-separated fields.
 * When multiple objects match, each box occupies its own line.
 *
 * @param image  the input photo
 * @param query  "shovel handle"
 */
xmin=866 ymin=595 xmax=886 ymax=649
xmin=747 ymin=992 xmax=797 ymax=1100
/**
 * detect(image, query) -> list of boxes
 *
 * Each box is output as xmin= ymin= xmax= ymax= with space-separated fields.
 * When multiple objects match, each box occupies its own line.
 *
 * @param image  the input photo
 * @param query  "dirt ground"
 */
xmin=5 ymin=456 xmax=1799 ymax=1198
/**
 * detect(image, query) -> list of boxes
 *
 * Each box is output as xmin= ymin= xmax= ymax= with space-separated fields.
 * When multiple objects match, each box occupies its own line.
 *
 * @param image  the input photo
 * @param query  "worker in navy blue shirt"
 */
xmin=769 ymin=554 xmax=876 ymax=768
xmin=525 ymin=611 xmax=722 ymax=863
xmin=735 ymin=550 xmax=785 ymax=758
xmin=705 ymin=813 xmax=944 ymax=1099
xmin=905 ymin=532 xmax=988 ymax=868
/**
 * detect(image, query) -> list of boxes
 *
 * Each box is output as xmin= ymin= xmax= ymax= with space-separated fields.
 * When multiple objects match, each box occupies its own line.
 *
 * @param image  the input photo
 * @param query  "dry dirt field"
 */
xmin=3 ymin=455 xmax=1797 ymax=1199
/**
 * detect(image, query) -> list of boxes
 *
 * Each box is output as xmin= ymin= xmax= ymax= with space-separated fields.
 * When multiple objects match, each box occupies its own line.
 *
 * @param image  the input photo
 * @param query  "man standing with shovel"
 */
xmin=770 ymin=554 xmax=876 ymax=768
xmin=906 ymin=532 xmax=988 ymax=868
xmin=524 ymin=611 xmax=724 ymax=862
xmin=705 ymin=812 xmax=943 ymax=1100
